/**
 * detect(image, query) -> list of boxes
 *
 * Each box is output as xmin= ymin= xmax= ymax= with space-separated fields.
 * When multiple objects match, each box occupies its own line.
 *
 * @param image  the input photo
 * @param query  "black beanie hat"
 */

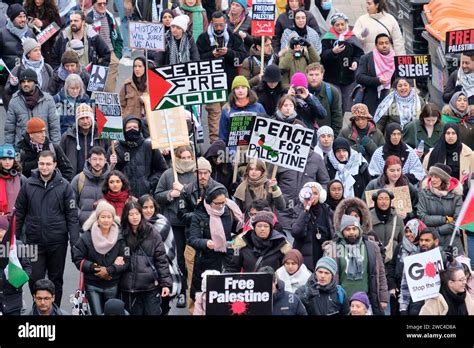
xmin=7 ymin=4 xmax=26 ymax=22
xmin=332 ymin=138 xmax=351 ymax=154
xmin=262 ymin=65 xmax=281 ymax=83
xmin=19 ymin=68 xmax=38 ymax=84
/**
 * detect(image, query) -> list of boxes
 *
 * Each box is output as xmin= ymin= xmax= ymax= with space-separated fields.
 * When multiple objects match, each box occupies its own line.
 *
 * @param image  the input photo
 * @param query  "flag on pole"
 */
xmin=456 ymin=185 xmax=474 ymax=232
xmin=0 ymin=58 xmax=13 ymax=75
xmin=5 ymin=215 xmax=29 ymax=288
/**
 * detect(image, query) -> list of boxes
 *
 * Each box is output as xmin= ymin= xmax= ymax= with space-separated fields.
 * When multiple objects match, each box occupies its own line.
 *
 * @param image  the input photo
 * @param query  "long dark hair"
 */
xmin=102 ymin=170 xmax=130 ymax=195
xmin=121 ymin=201 xmax=153 ymax=249
xmin=132 ymin=57 xmax=147 ymax=93
xmin=24 ymin=0 xmax=60 ymax=21
xmin=138 ymin=194 xmax=161 ymax=215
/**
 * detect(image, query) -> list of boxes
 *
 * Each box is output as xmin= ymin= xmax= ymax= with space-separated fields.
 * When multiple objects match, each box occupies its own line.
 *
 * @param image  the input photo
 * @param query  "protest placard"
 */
xmin=247 ymin=117 xmax=314 ymax=172
xmin=227 ymin=112 xmax=257 ymax=147
xmin=206 ymin=273 xmax=273 ymax=315
xmin=129 ymin=22 xmax=165 ymax=51
xmin=445 ymin=29 xmax=474 ymax=54
xmin=87 ymin=65 xmax=109 ymax=92
xmin=148 ymin=106 xmax=190 ymax=150
xmin=148 ymin=59 xmax=228 ymax=110
xmin=36 ymin=22 xmax=60 ymax=45
xmin=251 ymin=0 xmax=276 ymax=36
xmin=94 ymin=92 xmax=124 ymax=140
xmin=404 ymin=247 xmax=443 ymax=302
xmin=365 ymin=186 xmax=412 ymax=215
xmin=394 ymin=55 xmax=432 ymax=79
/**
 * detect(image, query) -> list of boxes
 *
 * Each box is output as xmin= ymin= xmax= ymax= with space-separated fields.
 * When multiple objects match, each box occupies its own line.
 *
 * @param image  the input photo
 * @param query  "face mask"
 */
xmin=322 ymin=0 xmax=332 ymax=10
xmin=125 ymin=129 xmax=142 ymax=142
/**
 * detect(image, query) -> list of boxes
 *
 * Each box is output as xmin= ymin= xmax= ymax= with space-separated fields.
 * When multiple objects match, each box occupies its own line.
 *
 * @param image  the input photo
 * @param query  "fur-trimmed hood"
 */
xmin=333 ymin=197 xmax=372 ymax=233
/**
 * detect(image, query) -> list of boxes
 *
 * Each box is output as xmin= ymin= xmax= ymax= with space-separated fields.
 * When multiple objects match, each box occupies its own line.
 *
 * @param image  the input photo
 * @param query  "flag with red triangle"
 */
xmin=456 ymin=185 xmax=474 ymax=232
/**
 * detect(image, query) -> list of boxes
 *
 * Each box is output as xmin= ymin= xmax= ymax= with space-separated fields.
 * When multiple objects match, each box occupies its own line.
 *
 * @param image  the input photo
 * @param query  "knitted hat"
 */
xmin=350 ymin=103 xmax=372 ymax=121
xmin=26 ymin=117 xmax=46 ymax=134
xmin=429 ymin=163 xmax=452 ymax=184
xmin=332 ymin=137 xmax=351 ymax=153
xmin=170 ymin=15 xmax=190 ymax=32
xmin=350 ymin=291 xmax=370 ymax=309
xmin=283 ymin=249 xmax=304 ymax=269
xmin=19 ymin=68 xmax=38 ymax=84
xmin=231 ymin=0 xmax=247 ymax=10
xmin=329 ymin=12 xmax=349 ymax=25
xmin=299 ymin=182 xmax=327 ymax=204
xmin=0 ymin=144 xmax=16 ymax=159
xmin=75 ymin=103 xmax=95 ymax=150
xmin=317 ymin=126 xmax=334 ymax=139
xmin=7 ymin=4 xmax=26 ymax=22
xmin=22 ymin=38 xmax=41 ymax=57
xmin=340 ymin=214 xmax=362 ymax=233
xmin=315 ymin=256 xmax=338 ymax=276
xmin=104 ymin=299 xmax=128 ymax=316
xmin=201 ymin=270 xmax=221 ymax=292
xmin=231 ymin=75 xmax=250 ymax=90
xmin=0 ymin=216 xmax=9 ymax=231
xmin=290 ymin=72 xmax=308 ymax=89
xmin=61 ymin=50 xmax=80 ymax=65
xmin=196 ymin=157 xmax=212 ymax=173
xmin=95 ymin=200 xmax=117 ymax=219
xmin=262 ymin=65 xmax=281 ymax=83
xmin=252 ymin=211 xmax=274 ymax=229
xmin=69 ymin=39 xmax=85 ymax=51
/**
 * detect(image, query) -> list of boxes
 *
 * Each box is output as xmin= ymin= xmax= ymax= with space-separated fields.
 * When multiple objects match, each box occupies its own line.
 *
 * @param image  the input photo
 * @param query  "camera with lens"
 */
xmin=301 ymin=187 xmax=313 ymax=200
xmin=290 ymin=36 xmax=307 ymax=48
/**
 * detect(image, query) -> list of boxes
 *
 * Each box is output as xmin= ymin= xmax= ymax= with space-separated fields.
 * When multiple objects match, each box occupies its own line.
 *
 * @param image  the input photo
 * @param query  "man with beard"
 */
xmin=0 ymin=4 xmax=36 ymax=109
xmin=108 ymin=115 xmax=168 ymax=197
xmin=398 ymin=228 xmax=442 ymax=315
xmin=242 ymin=37 xmax=279 ymax=88
xmin=324 ymin=214 xmax=388 ymax=315
xmin=443 ymin=52 xmax=474 ymax=105
xmin=51 ymin=10 xmax=111 ymax=70
xmin=71 ymin=146 xmax=111 ymax=229
xmin=15 ymin=150 xmax=79 ymax=306
xmin=5 ymin=69 xmax=60 ymax=147
xmin=196 ymin=11 xmax=247 ymax=142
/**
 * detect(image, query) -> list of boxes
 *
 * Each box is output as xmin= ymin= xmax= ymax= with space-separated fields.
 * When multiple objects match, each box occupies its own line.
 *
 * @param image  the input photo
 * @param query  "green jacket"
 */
xmin=86 ymin=10 xmax=123 ymax=59
xmin=338 ymin=120 xmax=385 ymax=161
xmin=402 ymin=119 xmax=444 ymax=155
xmin=279 ymin=46 xmax=320 ymax=89
xmin=310 ymin=82 xmax=343 ymax=137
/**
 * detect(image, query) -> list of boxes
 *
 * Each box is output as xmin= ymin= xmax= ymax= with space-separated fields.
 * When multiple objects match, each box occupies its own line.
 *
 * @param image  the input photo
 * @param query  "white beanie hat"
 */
xmin=75 ymin=103 xmax=95 ymax=150
xmin=171 ymin=15 xmax=190 ymax=32
xmin=299 ymin=182 xmax=327 ymax=204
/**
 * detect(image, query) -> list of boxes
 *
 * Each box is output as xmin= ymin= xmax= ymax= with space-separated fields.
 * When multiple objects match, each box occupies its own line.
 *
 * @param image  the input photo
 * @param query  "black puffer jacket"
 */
xmin=72 ymin=229 xmax=128 ymax=288
xmin=120 ymin=224 xmax=172 ymax=292
xmin=292 ymin=203 xmax=334 ymax=270
xmin=295 ymin=276 xmax=350 ymax=315
xmin=0 ymin=26 xmax=35 ymax=84
xmin=253 ymin=82 xmax=287 ymax=116
xmin=273 ymin=279 xmax=307 ymax=315
xmin=111 ymin=129 xmax=168 ymax=197
xmin=17 ymin=134 xmax=74 ymax=182
xmin=228 ymin=230 xmax=292 ymax=273
xmin=204 ymin=140 xmax=234 ymax=191
xmin=15 ymin=169 xmax=80 ymax=246
xmin=0 ymin=237 xmax=32 ymax=314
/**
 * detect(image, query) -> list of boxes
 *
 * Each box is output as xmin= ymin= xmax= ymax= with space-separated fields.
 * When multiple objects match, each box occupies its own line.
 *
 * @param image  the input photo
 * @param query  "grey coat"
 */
xmin=417 ymin=180 xmax=464 ymax=253
xmin=154 ymin=168 xmax=197 ymax=226
xmin=5 ymin=89 xmax=60 ymax=147
xmin=71 ymin=162 xmax=111 ymax=228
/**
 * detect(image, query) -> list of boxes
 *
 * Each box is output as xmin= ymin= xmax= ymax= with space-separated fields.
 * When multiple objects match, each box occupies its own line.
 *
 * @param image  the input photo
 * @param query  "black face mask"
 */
xmin=125 ymin=129 xmax=142 ymax=142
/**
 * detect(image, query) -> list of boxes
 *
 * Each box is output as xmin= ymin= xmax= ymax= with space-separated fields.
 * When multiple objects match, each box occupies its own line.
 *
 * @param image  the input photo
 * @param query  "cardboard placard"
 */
xmin=227 ymin=112 xmax=257 ymax=147
xmin=445 ymin=29 xmax=474 ymax=54
xmin=251 ymin=0 xmax=276 ymax=36
xmin=365 ymin=186 xmax=413 ymax=215
xmin=148 ymin=106 xmax=190 ymax=150
xmin=87 ymin=65 xmax=109 ymax=92
xmin=94 ymin=92 xmax=124 ymax=140
xmin=36 ymin=22 xmax=60 ymax=45
xmin=394 ymin=55 xmax=432 ymax=79
xmin=404 ymin=247 xmax=443 ymax=302
xmin=247 ymin=116 xmax=314 ymax=173
xmin=206 ymin=273 xmax=273 ymax=315
xmin=129 ymin=21 xmax=165 ymax=51
xmin=148 ymin=59 xmax=228 ymax=110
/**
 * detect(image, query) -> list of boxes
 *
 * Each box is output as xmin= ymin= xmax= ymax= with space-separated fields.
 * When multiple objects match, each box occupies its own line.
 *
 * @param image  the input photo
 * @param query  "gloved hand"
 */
xmin=360 ymin=135 xmax=370 ymax=146
xmin=303 ymin=38 xmax=311 ymax=47
xmin=445 ymin=245 xmax=454 ymax=263
xmin=361 ymin=28 xmax=369 ymax=38
xmin=446 ymin=216 xmax=454 ymax=223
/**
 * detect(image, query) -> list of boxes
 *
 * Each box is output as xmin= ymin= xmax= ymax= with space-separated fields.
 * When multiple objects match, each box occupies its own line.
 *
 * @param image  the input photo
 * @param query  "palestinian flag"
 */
xmin=456 ymin=185 xmax=474 ymax=232
xmin=0 ymin=58 xmax=6 ymax=72
xmin=5 ymin=215 xmax=29 ymax=288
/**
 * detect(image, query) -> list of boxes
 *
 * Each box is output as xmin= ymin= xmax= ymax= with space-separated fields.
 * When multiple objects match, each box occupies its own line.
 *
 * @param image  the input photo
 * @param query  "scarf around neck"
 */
xmin=91 ymin=221 xmax=119 ymax=255
xmin=6 ymin=19 xmax=28 ymax=41
xmin=440 ymin=284 xmax=468 ymax=316
xmin=327 ymin=27 xmax=354 ymax=41
xmin=234 ymin=174 xmax=268 ymax=203
xmin=234 ymin=97 xmax=250 ymax=108
xmin=22 ymin=87 xmax=42 ymax=110
xmin=207 ymin=24 xmax=230 ymax=47
xmin=0 ymin=175 xmax=20 ymax=214
xmin=104 ymin=190 xmax=129 ymax=217
xmin=22 ymin=55 xmax=45 ymax=88
xmin=175 ymin=158 xmax=196 ymax=174
xmin=328 ymin=149 xmax=365 ymax=198
xmin=372 ymin=48 xmax=395 ymax=97
xmin=275 ymin=110 xmax=298 ymax=123
xmin=374 ymin=89 xmax=420 ymax=128
xmin=340 ymin=237 xmax=364 ymax=280
xmin=168 ymin=32 xmax=191 ymax=65
xmin=181 ymin=4 xmax=205 ymax=42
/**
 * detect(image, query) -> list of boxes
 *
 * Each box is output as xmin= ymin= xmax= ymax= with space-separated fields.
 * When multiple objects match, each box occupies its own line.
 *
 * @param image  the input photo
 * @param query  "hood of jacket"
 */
xmin=333 ymin=197 xmax=373 ymax=233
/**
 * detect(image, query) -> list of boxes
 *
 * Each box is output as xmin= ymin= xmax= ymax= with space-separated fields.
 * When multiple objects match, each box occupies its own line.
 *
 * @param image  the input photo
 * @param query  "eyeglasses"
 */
xmin=35 ymin=296 xmax=53 ymax=302
xmin=453 ymin=278 xmax=467 ymax=283
xmin=211 ymin=201 xmax=226 ymax=206
xmin=96 ymin=2 xmax=107 ymax=6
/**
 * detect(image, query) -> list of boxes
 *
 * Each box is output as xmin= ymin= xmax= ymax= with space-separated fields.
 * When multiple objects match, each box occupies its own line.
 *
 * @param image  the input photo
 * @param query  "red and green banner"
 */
xmin=456 ymin=185 xmax=474 ymax=232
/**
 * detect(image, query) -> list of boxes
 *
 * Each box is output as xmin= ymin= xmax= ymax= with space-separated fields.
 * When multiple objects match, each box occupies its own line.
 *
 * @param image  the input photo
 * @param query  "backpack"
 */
xmin=325 ymin=83 xmax=333 ymax=105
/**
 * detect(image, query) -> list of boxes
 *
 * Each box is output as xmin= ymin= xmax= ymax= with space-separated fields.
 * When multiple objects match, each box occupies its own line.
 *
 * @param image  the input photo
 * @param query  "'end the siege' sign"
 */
xmin=445 ymin=29 xmax=474 ymax=54
xmin=206 ymin=273 xmax=273 ymax=315
xmin=394 ymin=55 xmax=432 ymax=79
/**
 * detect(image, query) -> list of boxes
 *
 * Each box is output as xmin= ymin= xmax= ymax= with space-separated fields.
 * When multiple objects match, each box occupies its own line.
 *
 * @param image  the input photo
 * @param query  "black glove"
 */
xmin=303 ymin=38 xmax=311 ymax=47
xmin=445 ymin=245 xmax=454 ymax=263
